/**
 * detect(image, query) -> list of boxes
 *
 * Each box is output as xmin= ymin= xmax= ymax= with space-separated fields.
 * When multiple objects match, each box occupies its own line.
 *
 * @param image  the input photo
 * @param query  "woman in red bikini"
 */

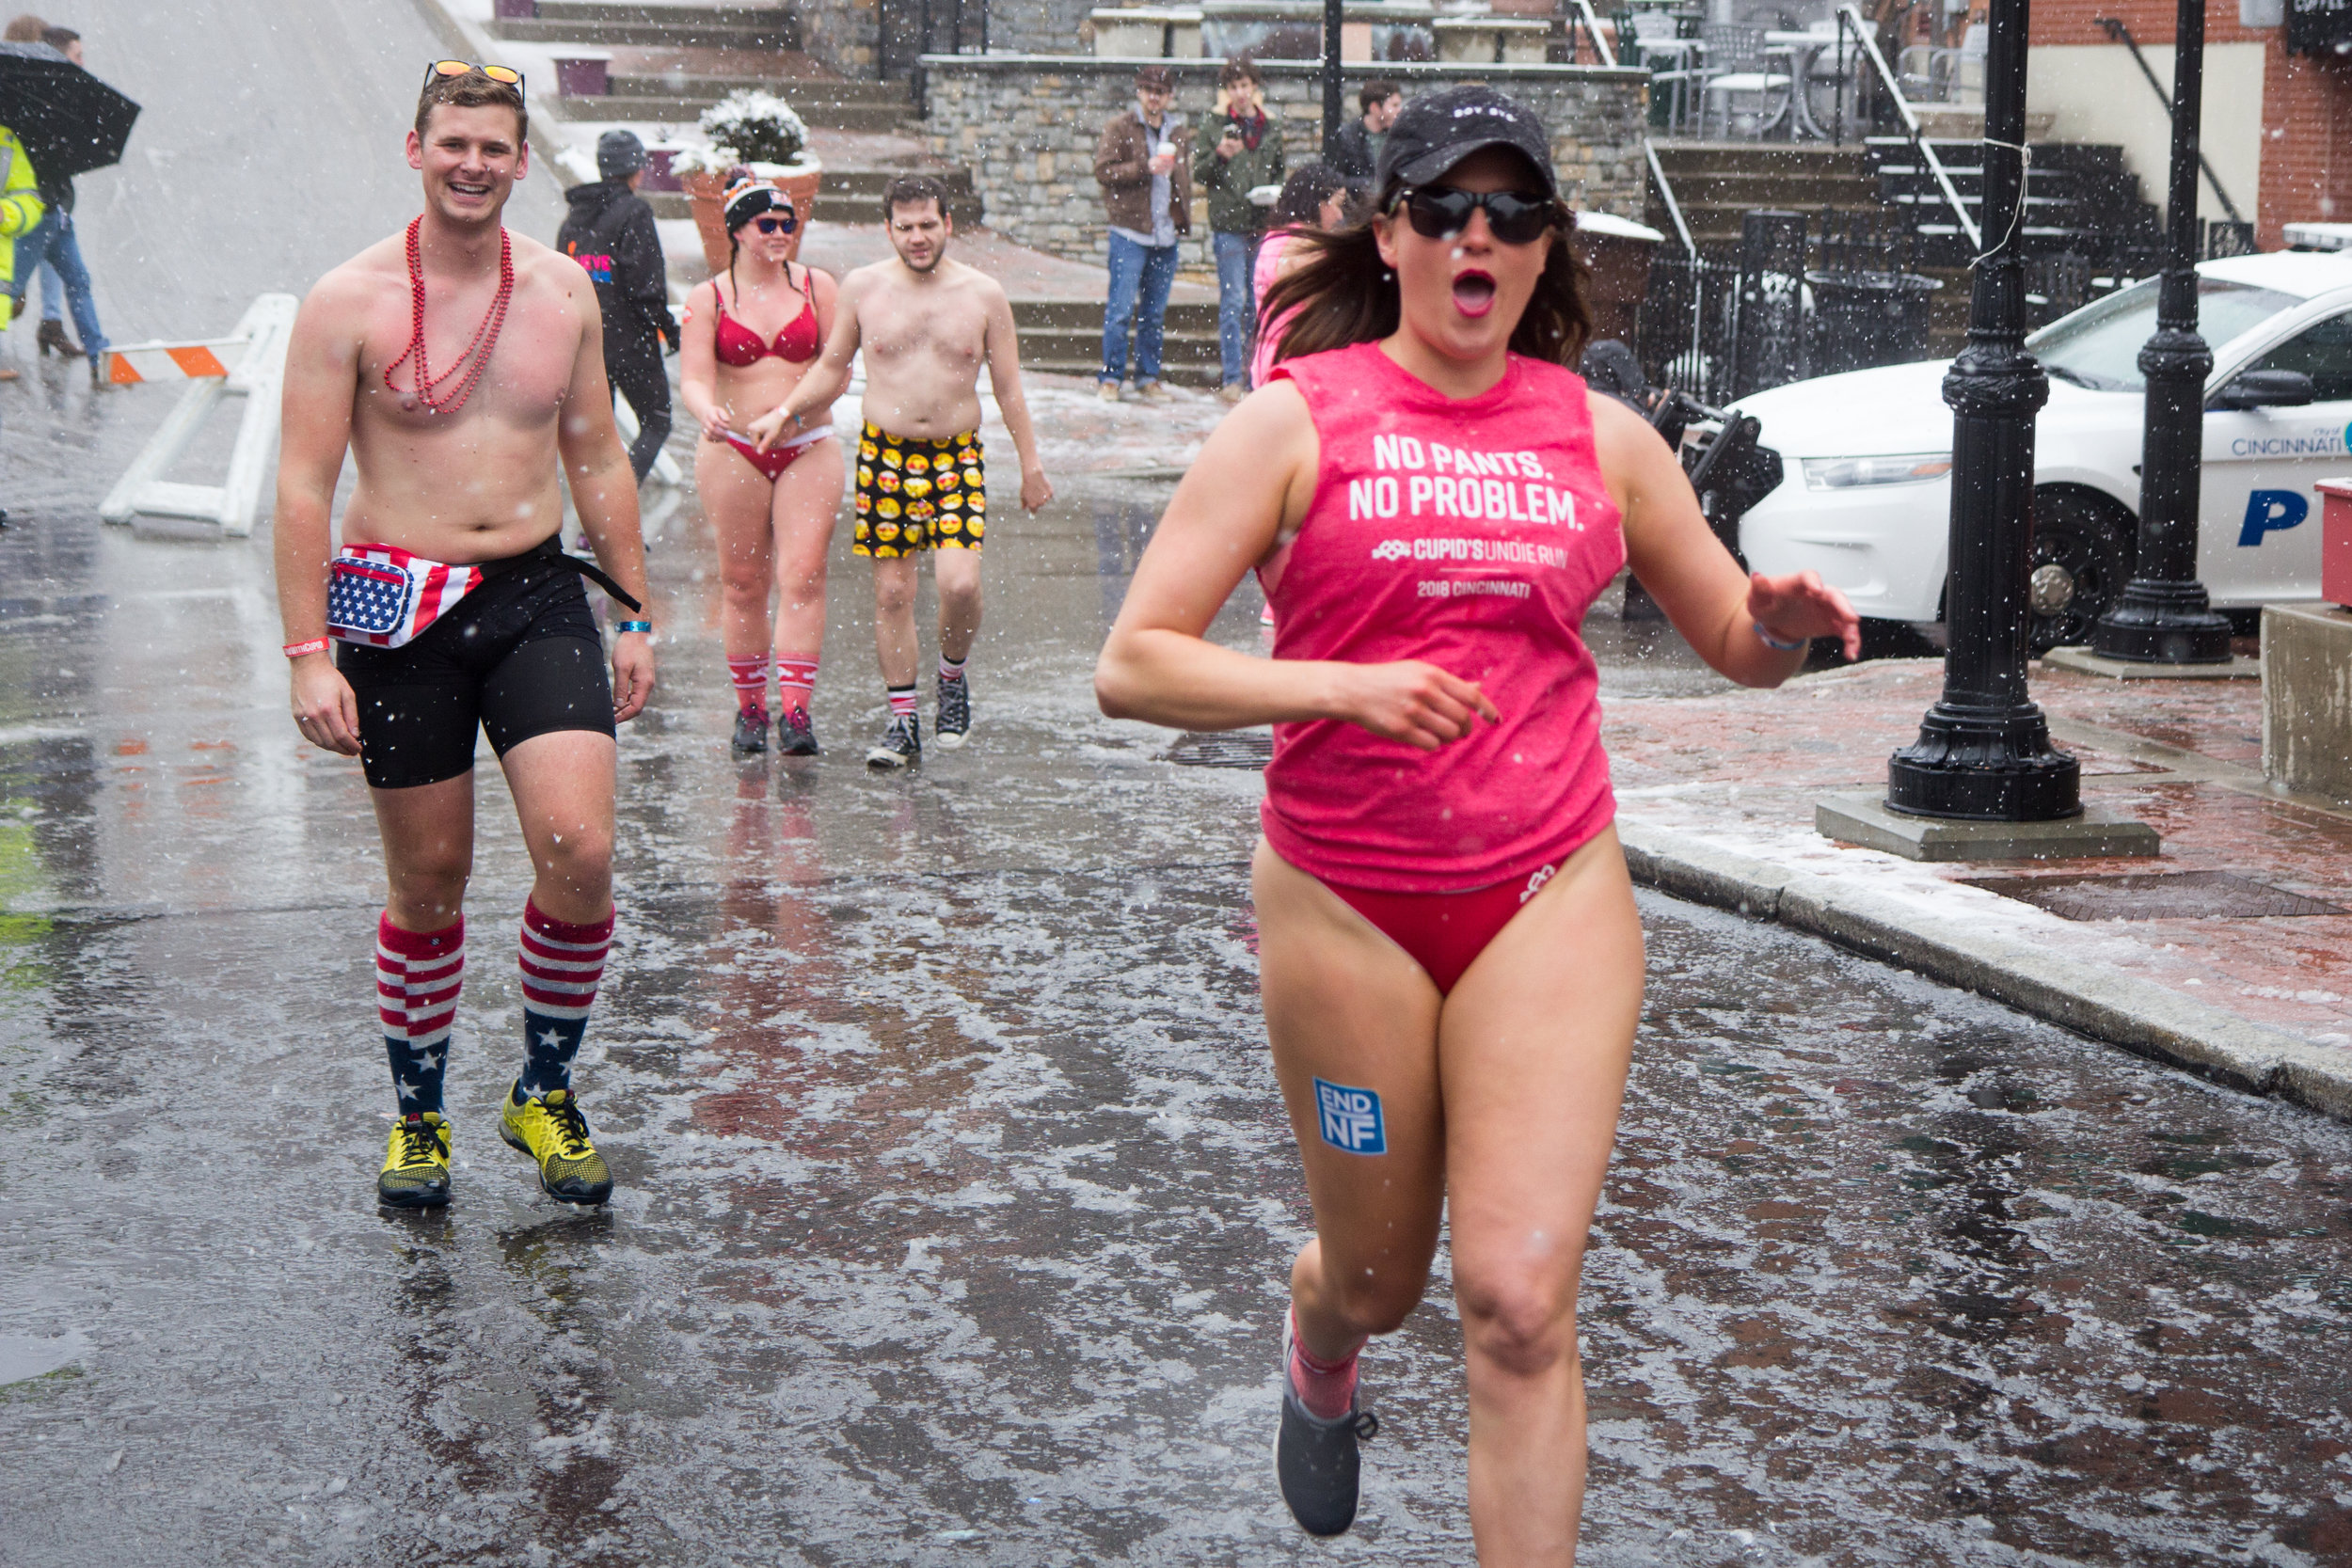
xmin=1096 ymin=87 xmax=1859 ymax=1560
xmin=679 ymin=171 xmax=842 ymax=756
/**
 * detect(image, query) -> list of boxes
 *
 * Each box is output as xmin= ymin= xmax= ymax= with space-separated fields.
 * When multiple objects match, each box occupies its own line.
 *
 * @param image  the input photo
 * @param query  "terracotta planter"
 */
xmin=684 ymin=160 xmax=824 ymax=277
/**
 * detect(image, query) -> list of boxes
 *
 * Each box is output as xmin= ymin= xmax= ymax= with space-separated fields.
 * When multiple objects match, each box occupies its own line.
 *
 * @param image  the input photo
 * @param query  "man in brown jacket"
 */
xmin=1092 ymin=65 xmax=1191 ymax=403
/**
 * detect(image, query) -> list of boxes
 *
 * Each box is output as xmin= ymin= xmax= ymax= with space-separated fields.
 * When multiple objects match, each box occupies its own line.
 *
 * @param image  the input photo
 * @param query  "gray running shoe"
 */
xmin=731 ymin=705 xmax=771 ymax=756
xmin=935 ymin=674 xmax=971 ymax=749
xmin=777 ymin=705 xmax=820 ymax=756
xmin=866 ymin=712 xmax=921 ymax=769
xmin=1273 ymin=1317 xmax=1377 ymax=1538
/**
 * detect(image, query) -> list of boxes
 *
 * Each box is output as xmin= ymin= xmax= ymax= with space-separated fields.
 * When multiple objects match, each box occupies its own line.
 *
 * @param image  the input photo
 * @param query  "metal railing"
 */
xmin=1835 ymin=2 xmax=1979 ymax=252
xmin=2090 ymin=16 xmax=2245 ymax=226
xmin=1567 ymin=0 xmax=1617 ymax=66
xmin=896 ymin=0 xmax=988 ymax=109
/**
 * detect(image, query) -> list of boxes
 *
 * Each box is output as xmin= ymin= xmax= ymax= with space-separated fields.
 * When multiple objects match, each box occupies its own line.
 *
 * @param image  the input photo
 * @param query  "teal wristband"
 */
xmin=1754 ymin=622 xmax=1807 ymax=652
xmin=615 ymin=619 xmax=653 ymax=635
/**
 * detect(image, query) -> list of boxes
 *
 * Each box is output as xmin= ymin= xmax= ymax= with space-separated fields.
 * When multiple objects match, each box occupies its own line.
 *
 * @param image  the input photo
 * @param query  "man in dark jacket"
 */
xmin=1326 ymin=81 xmax=1402 ymax=183
xmin=559 ymin=130 xmax=678 ymax=483
xmin=1092 ymin=65 xmax=1191 ymax=403
xmin=1193 ymin=56 xmax=1283 ymax=399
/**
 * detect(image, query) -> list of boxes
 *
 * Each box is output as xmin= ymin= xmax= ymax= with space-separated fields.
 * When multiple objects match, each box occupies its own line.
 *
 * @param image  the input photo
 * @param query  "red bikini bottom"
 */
xmin=1324 ymin=863 xmax=1562 ymax=995
xmin=723 ymin=425 xmax=830 ymax=482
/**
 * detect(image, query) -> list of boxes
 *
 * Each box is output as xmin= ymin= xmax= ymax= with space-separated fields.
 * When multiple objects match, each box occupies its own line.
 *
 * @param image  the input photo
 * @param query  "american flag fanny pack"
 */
xmin=326 ymin=545 xmax=486 ymax=649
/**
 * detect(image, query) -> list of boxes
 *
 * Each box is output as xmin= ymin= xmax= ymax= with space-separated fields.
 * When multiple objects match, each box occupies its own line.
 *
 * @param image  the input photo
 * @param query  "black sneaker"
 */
xmin=731 ymin=705 xmax=771 ymax=755
xmin=866 ymin=712 xmax=921 ymax=769
xmin=935 ymin=673 xmax=971 ymax=750
xmin=1274 ymin=1319 xmax=1378 ymax=1537
xmin=777 ymin=705 xmax=820 ymax=756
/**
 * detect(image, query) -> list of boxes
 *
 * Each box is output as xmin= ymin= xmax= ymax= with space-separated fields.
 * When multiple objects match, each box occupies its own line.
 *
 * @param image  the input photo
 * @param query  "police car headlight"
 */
xmin=1802 ymin=454 xmax=1953 ymax=490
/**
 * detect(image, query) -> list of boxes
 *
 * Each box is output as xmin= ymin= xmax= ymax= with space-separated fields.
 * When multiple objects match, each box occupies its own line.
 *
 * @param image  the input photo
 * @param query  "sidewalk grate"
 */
xmin=1960 ymin=871 xmax=2347 ymax=922
xmin=1163 ymin=732 xmax=1273 ymax=769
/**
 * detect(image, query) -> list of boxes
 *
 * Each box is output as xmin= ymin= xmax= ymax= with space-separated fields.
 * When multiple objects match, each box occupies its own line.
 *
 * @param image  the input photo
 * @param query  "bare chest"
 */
xmin=354 ymin=270 xmax=580 ymax=437
xmin=861 ymin=288 xmax=987 ymax=372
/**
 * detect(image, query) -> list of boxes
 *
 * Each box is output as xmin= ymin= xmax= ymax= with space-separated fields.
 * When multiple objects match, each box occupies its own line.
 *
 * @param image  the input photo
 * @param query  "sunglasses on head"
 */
xmin=424 ymin=59 xmax=525 ymax=93
xmin=753 ymin=214 xmax=797 ymax=234
xmin=1392 ymin=186 xmax=1559 ymax=245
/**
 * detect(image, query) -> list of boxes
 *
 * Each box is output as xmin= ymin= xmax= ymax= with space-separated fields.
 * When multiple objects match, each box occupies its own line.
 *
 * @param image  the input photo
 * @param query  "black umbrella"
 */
xmin=0 ymin=40 xmax=138 ymax=185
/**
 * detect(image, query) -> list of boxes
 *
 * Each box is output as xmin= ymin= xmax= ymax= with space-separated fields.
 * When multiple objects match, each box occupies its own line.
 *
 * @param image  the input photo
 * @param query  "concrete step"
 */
xmin=1661 ymin=173 xmax=1881 ymax=210
xmin=549 ymin=91 xmax=912 ymax=131
xmin=491 ymin=4 xmax=792 ymax=49
xmin=608 ymin=72 xmax=910 ymax=106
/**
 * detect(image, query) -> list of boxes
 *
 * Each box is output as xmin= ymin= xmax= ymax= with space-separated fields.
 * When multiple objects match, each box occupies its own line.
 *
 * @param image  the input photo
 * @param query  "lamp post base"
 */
xmin=1886 ymin=703 xmax=2082 ymax=821
xmin=2091 ymin=579 xmax=2235 ymax=664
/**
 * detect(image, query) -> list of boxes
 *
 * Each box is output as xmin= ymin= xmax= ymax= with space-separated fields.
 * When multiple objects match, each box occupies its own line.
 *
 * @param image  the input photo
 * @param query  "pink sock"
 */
xmin=776 ymin=654 xmax=819 ymax=715
xmin=726 ymin=654 xmax=768 ymax=715
xmin=1289 ymin=1310 xmax=1364 ymax=1420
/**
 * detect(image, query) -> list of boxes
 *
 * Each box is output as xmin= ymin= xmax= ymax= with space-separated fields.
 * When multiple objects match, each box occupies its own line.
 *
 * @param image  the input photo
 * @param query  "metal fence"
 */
xmin=1635 ymin=207 xmax=1939 ymax=403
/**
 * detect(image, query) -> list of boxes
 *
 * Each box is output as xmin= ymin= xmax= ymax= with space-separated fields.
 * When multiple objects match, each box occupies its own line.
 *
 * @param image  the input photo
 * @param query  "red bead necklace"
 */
xmin=383 ymin=216 xmax=514 ymax=416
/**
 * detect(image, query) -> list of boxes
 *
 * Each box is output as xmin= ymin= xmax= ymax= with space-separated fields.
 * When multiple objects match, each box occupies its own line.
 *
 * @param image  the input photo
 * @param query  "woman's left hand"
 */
xmin=1746 ymin=570 xmax=1862 ymax=661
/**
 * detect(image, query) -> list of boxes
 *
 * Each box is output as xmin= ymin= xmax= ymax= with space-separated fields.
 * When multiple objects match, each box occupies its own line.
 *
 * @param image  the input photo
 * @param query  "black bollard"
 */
xmin=1885 ymin=0 xmax=2080 ymax=822
xmin=2090 ymin=0 xmax=2234 ymax=664
xmin=1322 ymin=0 xmax=1344 ymax=151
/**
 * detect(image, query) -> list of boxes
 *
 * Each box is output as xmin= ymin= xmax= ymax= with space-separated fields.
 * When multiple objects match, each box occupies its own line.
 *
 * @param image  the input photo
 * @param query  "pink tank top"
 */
xmin=1259 ymin=341 xmax=1626 ymax=894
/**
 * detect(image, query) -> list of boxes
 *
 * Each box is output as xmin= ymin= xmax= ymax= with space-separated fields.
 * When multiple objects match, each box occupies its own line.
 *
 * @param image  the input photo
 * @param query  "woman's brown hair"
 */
xmin=1257 ymin=179 xmax=1592 ymax=371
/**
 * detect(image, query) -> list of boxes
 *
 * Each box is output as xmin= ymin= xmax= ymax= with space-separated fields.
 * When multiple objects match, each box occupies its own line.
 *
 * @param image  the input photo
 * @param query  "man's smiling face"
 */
xmin=406 ymin=103 xmax=527 ymax=229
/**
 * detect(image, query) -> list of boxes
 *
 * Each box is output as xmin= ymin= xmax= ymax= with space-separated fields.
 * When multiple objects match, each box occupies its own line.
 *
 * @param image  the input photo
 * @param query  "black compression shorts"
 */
xmin=338 ymin=543 xmax=615 ymax=790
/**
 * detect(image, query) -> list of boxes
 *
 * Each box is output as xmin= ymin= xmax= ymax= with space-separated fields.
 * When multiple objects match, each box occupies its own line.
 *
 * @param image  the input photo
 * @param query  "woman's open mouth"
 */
xmin=1452 ymin=270 xmax=1497 ymax=318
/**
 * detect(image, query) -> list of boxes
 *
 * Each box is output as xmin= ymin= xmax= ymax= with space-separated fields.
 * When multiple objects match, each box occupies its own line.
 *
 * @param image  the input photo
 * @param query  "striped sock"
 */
xmin=776 ymin=654 xmax=819 ymax=715
xmin=887 ymin=685 xmax=918 ymax=720
xmin=726 ymin=654 xmax=769 ymax=715
xmin=376 ymin=914 xmax=463 ymax=1117
xmin=938 ymin=653 xmax=967 ymax=685
xmin=516 ymin=900 xmax=614 ymax=1100
xmin=1289 ymin=1310 xmax=1365 ymax=1421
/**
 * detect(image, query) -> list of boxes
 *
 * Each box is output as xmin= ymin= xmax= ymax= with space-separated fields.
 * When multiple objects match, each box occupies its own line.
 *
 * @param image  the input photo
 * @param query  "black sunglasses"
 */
xmin=1392 ymin=186 xmax=1560 ymax=245
xmin=753 ymin=214 xmax=797 ymax=235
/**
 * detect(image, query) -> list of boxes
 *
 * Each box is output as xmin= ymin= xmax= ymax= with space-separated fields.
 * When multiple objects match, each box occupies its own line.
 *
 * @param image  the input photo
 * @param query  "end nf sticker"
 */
xmin=1314 ymin=1078 xmax=1387 ymax=1155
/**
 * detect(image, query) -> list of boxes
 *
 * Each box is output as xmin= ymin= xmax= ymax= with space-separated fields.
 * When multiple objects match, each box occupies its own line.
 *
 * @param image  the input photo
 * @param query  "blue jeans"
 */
xmin=1213 ymin=230 xmax=1261 ymax=388
xmin=1101 ymin=231 xmax=1178 ymax=387
xmin=15 ymin=209 xmax=104 ymax=355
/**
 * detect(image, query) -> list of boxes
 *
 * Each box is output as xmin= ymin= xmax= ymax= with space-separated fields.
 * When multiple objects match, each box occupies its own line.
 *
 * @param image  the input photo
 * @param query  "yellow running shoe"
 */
xmin=377 ymin=1112 xmax=452 ymax=1209
xmin=499 ymin=1085 xmax=613 ymax=1205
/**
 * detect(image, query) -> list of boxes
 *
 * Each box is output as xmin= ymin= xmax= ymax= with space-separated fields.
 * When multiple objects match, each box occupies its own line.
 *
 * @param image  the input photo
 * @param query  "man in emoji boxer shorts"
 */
xmin=753 ymin=175 xmax=1053 ymax=768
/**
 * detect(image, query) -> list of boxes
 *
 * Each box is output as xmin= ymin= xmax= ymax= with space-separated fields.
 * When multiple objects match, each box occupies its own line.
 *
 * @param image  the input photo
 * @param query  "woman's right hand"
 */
xmin=696 ymin=402 xmax=731 ymax=443
xmin=1330 ymin=660 xmax=1499 ymax=752
xmin=290 ymin=652 xmax=363 ymax=756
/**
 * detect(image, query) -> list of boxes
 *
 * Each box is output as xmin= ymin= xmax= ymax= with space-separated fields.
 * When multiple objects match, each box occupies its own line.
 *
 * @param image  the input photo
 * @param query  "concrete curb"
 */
xmin=1617 ymin=820 xmax=2352 ymax=1124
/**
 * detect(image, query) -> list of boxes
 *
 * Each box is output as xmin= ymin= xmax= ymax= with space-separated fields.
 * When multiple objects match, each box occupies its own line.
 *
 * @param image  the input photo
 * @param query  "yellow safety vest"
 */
xmin=0 ymin=128 xmax=46 ymax=290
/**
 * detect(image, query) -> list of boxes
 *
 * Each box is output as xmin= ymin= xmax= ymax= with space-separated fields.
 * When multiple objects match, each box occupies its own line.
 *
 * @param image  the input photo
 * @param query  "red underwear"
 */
xmin=1324 ymin=862 xmax=1561 ymax=994
xmin=723 ymin=425 xmax=829 ymax=483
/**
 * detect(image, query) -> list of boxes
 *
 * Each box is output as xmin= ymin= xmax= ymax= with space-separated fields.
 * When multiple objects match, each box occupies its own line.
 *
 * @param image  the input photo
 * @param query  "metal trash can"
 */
xmin=1805 ymin=270 xmax=1942 ymax=377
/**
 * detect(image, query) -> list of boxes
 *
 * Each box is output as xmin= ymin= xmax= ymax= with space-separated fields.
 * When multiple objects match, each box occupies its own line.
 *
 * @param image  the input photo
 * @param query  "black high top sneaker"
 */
xmin=1273 ymin=1315 xmax=1379 ymax=1536
xmin=865 ymin=711 xmax=921 ymax=769
xmin=934 ymin=670 xmax=971 ymax=749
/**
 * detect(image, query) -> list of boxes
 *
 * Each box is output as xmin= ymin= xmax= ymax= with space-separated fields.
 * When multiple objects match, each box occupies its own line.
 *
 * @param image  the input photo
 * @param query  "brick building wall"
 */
xmin=921 ymin=55 xmax=1650 ymax=265
xmin=2026 ymin=0 xmax=2352 ymax=246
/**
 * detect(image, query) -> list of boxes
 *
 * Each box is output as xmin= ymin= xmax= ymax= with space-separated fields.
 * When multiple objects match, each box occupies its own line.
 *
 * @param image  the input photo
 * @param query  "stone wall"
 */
xmin=793 ymin=0 xmax=882 ymax=74
xmin=982 ymin=0 xmax=1101 ymax=55
xmin=920 ymin=55 xmax=1649 ymax=264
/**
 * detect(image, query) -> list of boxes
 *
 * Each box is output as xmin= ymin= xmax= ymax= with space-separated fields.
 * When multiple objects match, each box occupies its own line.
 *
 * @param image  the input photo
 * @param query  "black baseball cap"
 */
xmin=1371 ymin=85 xmax=1558 ymax=201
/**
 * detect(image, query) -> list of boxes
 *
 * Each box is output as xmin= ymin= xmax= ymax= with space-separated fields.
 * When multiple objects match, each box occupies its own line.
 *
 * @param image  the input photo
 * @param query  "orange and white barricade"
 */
xmin=99 ymin=293 xmax=296 ymax=537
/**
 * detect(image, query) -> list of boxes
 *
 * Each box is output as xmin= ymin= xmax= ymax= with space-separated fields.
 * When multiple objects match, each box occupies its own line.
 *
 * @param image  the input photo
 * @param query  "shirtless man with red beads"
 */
xmin=273 ymin=63 xmax=656 ymax=1211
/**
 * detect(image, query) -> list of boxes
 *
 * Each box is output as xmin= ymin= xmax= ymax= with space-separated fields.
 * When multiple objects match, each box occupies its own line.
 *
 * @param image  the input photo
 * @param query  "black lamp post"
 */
xmin=1322 ymin=0 xmax=1345 ymax=150
xmin=2090 ymin=0 xmax=2234 ymax=663
xmin=1886 ymin=0 xmax=2081 ymax=821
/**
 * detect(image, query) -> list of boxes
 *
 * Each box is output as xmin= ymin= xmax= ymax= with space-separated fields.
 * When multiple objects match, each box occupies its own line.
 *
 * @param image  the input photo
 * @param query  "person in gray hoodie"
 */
xmin=558 ymin=130 xmax=679 ymax=483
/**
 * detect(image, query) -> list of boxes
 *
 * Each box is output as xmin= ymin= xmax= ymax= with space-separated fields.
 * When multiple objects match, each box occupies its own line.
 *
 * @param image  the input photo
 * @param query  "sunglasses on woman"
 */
xmin=753 ymin=214 xmax=797 ymax=235
xmin=423 ymin=59 xmax=525 ymax=93
xmin=1392 ymin=186 xmax=1561 ymax=245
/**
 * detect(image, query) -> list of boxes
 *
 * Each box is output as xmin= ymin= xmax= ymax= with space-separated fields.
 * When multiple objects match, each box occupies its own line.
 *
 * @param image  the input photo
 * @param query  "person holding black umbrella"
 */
xmin=0 ymin=16 xmax=137 ymax=372
xmin=15 ymin=25 xmax=107 ymax=372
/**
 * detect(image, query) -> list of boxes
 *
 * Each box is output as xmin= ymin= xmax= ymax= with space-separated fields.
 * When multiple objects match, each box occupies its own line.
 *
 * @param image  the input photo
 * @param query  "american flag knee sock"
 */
xmin=516 ymin=900 xmax=614 ymax=1101
xmin=376 ymin=914 xmax=463 ymax=1117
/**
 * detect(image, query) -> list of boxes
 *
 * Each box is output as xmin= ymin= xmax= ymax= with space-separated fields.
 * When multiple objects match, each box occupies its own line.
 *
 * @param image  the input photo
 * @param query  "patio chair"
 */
xmin=1629 ymin=8 xmax=1705 ymax=132
xmin=1696 ymin=24 xmax=1792 ymax=140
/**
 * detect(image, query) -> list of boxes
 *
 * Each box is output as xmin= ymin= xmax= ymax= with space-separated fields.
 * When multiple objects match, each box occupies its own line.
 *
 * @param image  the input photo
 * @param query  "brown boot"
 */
xmin=37 ymin=318 xmax=82 ymax=359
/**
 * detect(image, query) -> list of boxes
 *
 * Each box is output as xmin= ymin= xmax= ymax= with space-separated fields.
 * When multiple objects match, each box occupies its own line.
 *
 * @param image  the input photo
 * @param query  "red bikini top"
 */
xmin=713 ymin=268 xmax=822 ymax=366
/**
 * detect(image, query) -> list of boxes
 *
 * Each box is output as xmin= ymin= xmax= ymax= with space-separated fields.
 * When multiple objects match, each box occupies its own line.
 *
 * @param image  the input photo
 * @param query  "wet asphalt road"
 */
xmin=7 ymin=4 xmax=2352 ymax=1563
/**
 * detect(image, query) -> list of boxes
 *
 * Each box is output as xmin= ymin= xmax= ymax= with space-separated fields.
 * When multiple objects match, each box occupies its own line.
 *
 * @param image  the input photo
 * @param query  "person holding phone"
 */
xmin=1092 ymin=64 xmax=1192 ymax=403
xmin=1193 ymin=55 xmax=1284 ymax=402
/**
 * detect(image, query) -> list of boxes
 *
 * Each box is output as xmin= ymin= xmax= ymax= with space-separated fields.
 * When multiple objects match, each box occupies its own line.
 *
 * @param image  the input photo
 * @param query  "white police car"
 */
xmin=1731 ymin=251 xmax=2352 ymax=648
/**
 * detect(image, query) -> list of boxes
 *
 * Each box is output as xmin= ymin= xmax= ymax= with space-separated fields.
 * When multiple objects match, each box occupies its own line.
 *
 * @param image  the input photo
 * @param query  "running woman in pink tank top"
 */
xmin=1096 ymin=87 xmax=1857 ymax=1558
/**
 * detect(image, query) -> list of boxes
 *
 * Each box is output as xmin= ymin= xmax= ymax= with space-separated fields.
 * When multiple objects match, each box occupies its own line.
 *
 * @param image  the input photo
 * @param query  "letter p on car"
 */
xmin=2239 ymin=489 xmax=2311 ymax=546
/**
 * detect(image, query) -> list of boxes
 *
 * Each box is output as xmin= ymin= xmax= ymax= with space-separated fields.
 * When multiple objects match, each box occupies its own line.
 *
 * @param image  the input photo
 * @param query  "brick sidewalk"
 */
xmin=1602 ymin=654 xmax=2352 ymax=1085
